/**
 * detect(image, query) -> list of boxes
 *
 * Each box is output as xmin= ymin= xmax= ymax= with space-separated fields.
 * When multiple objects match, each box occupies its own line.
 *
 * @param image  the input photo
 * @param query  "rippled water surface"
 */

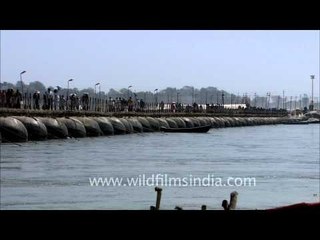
xmin=1 ymin=124 xmax=319 ymax=209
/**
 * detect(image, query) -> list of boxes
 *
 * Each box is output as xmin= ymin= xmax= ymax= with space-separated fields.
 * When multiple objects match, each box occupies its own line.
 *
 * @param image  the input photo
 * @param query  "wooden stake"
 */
xmin=155 ymin=187 xmax=162 ymax=210
xmin=228 ymin=191 xmax=238 ymax=210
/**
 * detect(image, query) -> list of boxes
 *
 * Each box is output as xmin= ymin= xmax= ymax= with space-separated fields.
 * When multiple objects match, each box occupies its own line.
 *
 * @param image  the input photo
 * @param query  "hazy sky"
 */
xmin=1 ymin=30 xmax=319 ymax=97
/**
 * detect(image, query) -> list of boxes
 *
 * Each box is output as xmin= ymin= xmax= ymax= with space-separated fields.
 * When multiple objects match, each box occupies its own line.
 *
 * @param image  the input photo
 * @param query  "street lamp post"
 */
xmin=20 ymin=70 xmax=26 ymax=94
xmin=95 ymin=82 xmax=100 ymax=111
xmin=284 ymin=97 xmax=287 ymax=110
xmin=299 ymin=94 xmax=302 ymax=109
xmin=254 ymin=93 xmax=257 ymax=107
xmin=67 ymin=79 xmax=73 ymax=110
xmin=265 ymin=93 xmax=268 ymax=108
xmin=266 ymin=92 xmax=271 ymax=109
xmin=99 ymin=84 xmax=101 ymax=112
xmin=244 ymin=93 xmax=248 ymax=107
xmin=231 ymin=94 xmax=233 ymax=108
xmin=310 ymin=75 xmax=315 ymax=110
xmin=269 ymin=92 xmax=271 ymax=109
xmin=20 ymin=71 xmax=26 ymax=108
xmin=192 ymin=87 xmax=195 ymax=104
xmin=205 ymin=91 xmax=208 ymax=105
xmin=154 ymin=89 xmax=158 ymax=111
xmin=128 ymin=85 xmax=132 ymax=99
xmin=221 ymin=92 xmax=225 ymax=106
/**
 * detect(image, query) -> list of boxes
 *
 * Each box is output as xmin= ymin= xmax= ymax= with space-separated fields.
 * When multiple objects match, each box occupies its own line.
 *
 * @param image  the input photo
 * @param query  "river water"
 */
xmin=1 ymin=124 xmax=319 ymax=210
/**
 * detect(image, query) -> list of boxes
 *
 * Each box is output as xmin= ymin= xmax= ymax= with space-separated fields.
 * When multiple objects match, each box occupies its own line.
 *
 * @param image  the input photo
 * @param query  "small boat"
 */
xmin=304 ymin=118 xmax=320 ymax=124
xmin=283 ymin=118 xmax=320 ymax=125
xmin=283 ymin=121 xmax=309 ymax=125
xmin=160 ymin=125 xmax=211 ymax=133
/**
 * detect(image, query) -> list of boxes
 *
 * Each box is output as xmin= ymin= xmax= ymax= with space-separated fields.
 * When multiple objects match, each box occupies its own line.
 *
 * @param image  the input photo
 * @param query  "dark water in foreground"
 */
xmin=1 ymin=124 xmax=319 ymax=210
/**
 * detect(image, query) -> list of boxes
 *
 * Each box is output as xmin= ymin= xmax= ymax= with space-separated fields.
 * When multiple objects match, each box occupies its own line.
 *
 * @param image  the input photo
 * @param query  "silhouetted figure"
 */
xmin=70 ymin=93 xmax=78 ymax=110
xmin=59 ymin=95 xmax=66 ymax=110
xmin=6 ymin=89 xmax=14 ymax=108
xmin=42 ymin=93 xmax=47 ymax=110
xmin=14 ymin=90 xmax=22 ymax=108
xmin=53 ymin=89 xmax=59 ymax=110
xmin=33 ymin=91 xmax=40 ymax=110
xmin=140 ymin=99 xmax=145 ymax=111
xmin=193 ymin=102 xmax=198 ymax=112
xmin=128 ymin=97 xmax=133 ymax=111
xmin=171 ymin=102 xmax=176 ymax=112
xmin=81 ymin=93 xmax=89 ymax=111
xmin=160 ymin=101 xmax=164 ymax=112
xmin=0 ymin=90 xmax=6 ymax=107
xmin=48 ymin=88 xmax=53 ymax=110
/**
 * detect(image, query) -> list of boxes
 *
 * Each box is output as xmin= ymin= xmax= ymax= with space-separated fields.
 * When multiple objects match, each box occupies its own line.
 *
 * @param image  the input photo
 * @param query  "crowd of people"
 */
xmin=0 ymin=87 xmax=148 ymax=112
xmin=106 ymin=97 xmax=145 ymax=112
xmin=0 ymin=87 xmax=287 ymax=114
xmin=0 ymin=89 xmax=22 ymax=108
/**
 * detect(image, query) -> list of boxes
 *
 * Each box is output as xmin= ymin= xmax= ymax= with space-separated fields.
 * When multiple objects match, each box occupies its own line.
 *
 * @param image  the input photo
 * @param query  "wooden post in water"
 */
xmin=155 ymin=187 xmax=162 ymax=210
xmin=150 ymin=206 xmax=156 ymax=210
xmin=222 ymin=191 xmax=239 ymax=210
xmin=228 ymin=191 xmax=238 ymax=210
xmin=222 ymin=199 xmax=229 ymax=210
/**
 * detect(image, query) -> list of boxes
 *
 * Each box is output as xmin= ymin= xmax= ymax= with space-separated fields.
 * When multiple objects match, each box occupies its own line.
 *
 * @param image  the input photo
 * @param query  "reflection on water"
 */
xmin=1 ymin=124 xmax=319 ymax=209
